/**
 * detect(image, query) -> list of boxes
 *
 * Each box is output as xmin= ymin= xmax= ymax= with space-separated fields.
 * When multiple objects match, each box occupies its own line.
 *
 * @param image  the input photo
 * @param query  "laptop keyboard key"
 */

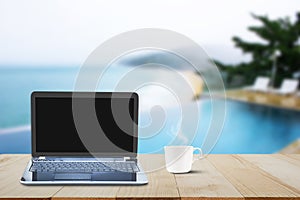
xmin=30 ymin=161 xmax=140 ymax=173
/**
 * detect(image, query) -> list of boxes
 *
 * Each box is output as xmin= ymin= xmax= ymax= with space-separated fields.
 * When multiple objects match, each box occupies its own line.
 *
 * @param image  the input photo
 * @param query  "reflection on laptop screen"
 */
xmin=34 ymin=94 xmax=137 ymax=156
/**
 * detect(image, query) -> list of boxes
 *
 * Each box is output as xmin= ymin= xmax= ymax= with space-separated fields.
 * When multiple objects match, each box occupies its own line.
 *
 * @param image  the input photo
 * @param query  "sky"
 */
xmin=0 ymin=0 xmax=299 ymax=67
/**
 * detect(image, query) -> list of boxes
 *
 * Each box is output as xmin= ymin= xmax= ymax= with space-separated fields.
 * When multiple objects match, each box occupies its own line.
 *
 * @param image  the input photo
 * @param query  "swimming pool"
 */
xmin=1 ymin=99 xmax=299 ymax=154
xmin=1 ymin=67 xmax=300 ymax=154
xmin=210 ymin=100 xmax=300 ymax=153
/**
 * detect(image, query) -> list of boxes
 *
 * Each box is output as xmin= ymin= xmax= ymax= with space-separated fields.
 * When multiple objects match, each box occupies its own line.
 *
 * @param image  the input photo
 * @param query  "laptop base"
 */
xmin=20 ymin=160 xmax=148 ymax=185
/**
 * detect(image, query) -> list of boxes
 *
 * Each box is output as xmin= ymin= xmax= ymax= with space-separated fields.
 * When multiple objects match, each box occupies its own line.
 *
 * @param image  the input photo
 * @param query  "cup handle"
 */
xmin=193 ymin=147 xmax=203 ymax=162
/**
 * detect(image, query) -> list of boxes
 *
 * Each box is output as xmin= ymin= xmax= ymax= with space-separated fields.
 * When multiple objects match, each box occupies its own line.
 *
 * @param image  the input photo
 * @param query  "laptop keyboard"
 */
xmin=30 ymin=161 xmax=140 ymax=173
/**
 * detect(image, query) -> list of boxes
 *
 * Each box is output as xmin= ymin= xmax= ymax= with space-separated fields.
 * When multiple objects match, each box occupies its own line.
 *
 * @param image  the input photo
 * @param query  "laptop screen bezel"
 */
xmin=31 ymin=91 xmax=138 ymax=157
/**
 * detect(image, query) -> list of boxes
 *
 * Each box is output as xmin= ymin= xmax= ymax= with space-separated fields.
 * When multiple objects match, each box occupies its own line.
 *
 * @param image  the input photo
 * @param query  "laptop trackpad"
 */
xmin=54 ymin=173 xmax=91 ymax=180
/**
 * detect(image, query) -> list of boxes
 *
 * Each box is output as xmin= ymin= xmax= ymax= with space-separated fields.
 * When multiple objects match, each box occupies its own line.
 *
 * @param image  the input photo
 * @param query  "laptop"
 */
xmin=20 ymin=91 xmax=148 ymax=185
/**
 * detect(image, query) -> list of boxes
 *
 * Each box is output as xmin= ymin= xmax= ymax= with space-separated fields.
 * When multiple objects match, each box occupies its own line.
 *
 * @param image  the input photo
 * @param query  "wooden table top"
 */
xmin=0 ymin=154 xmax=300 ymax=200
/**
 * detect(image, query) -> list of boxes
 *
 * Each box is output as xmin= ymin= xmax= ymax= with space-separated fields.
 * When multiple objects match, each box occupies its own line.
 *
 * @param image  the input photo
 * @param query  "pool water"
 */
xmin=0 ymin=67 xmax=300 ymax=154
xmin=1 ymin=99 xmax=299 ymax=154
xmin=211 ymin=100 xmax=300 ymax=153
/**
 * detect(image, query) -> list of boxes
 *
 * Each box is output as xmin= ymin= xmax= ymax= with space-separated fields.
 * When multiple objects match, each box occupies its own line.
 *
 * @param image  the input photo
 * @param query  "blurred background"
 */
xmin=0 ymin=0 xmax=299 ymax=154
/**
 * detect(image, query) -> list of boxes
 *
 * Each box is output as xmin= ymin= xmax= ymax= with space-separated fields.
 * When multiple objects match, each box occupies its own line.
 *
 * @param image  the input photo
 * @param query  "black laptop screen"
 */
xmin=32 ymin=93 xmax=138 ymax=156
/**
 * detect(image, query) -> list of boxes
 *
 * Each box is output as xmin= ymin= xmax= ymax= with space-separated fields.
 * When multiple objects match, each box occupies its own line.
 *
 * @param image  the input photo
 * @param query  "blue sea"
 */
xmin=1 ymin=67 xmax=300 ymax=154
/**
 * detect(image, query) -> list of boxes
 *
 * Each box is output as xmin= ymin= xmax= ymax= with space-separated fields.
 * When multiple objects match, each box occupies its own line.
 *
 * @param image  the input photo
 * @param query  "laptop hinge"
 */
xmin=34 ymin=156 xmax=135 ymax=161
xmin=32 ymin=156 xmax=46 ymax=162
xmin=124 ymin=157 xmax=130 ymax=161
xmin=124 ymin=156 xmax=137 ymax=162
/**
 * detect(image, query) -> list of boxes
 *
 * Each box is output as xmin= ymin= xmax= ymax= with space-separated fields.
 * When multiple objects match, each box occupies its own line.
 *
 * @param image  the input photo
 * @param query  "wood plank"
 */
xmin=116 ymin=154 xmax=180 ymax=199
xmin=0 ymin=154 xmax=62 ymax=199
xmin=208 ymin=154 xmax=299 ymax=199
xmin=1 ymin=154 xmax=300 ymax=199
xmin=0 ymin=154 xmax=26 ymax=167
xmin=240 ymin=154 xmax=300 ymax=193
xmin=278 ymin=154 xmax=300 ymax=166
xmin=53 ymin=186 xmax=119 ymax=200
xmin=175 ymin=155 xmax=243 ymax=200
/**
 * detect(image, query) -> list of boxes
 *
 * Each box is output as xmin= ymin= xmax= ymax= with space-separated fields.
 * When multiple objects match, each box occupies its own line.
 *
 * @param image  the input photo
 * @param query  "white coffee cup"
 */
xmin=164 ymin=146 xmax=203 ymax=173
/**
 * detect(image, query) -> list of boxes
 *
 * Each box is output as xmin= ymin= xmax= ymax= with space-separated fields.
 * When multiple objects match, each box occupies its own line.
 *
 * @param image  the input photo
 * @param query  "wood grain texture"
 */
xmin=278 ymin=154 xmax=300 ymax=167
xmin=208 ymin=154 xmax=299 ymax=199
xmin=0 ymin=154 xmax=62 ymax=199
xmin=52 ymin=186 xmax=119 ymax=200
xmin=1 ymin=154 xmax=300 ymax=200
xmin=175 ymin=155 xmax=242 ymax=200
xmin=240 ymin=154 xmax=300 ymax=193
xmin=117 ymin=154 xmax=180 ymax=199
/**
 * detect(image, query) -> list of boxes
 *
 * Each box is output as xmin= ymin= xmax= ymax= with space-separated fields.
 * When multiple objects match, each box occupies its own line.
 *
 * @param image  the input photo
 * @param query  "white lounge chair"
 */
xmin=244 ymin=76 xmax=270 ymax=92
xmin=271 ymin=79 xmax=299 ymax=95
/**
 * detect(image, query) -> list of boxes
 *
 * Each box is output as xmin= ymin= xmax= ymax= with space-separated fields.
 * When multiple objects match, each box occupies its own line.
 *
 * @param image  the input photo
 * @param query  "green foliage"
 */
xmin=217 ymin=12 xmax=300 ymax=88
